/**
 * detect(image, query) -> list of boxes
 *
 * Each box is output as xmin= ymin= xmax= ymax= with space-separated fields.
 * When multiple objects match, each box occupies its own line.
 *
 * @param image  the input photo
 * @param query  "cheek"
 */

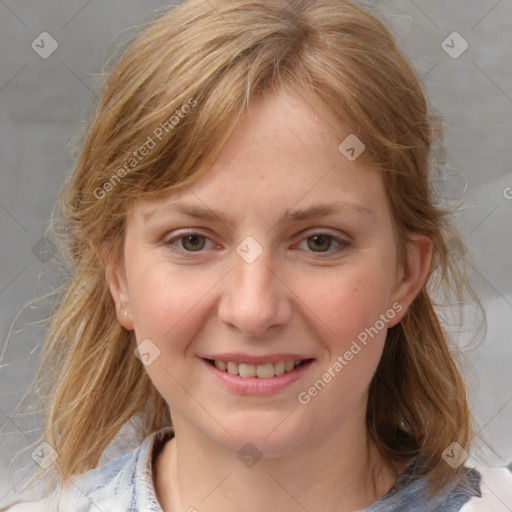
xmin=294 ymin=270 xmax=392 ymax=423
xmin=297 ymin=263 xmax=395 ymax=349
xmin=126 ymin=262 xmax=218 ymax=406
xmin=127 ymin=260 xmax=217 ymax=348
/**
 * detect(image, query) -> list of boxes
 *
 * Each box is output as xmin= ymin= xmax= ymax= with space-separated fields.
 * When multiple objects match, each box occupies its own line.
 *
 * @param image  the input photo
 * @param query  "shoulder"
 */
xmin=58 ymin=427 xmax=173 ymax=512
xmin=365 ymin=457 xmax=512 ymax=511
xmin=460 ymin=466 xmax=512 ymax=512
xmin=58 ymin=449 xmax=136 ymax=511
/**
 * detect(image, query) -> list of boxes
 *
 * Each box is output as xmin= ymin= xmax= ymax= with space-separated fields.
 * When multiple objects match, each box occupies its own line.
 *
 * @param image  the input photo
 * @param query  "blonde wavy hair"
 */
xmin=4 ymin=0 xmax=484 ymax=503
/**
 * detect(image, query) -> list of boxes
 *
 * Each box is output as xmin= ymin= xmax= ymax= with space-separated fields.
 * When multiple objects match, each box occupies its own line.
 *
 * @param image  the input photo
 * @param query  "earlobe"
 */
xmin=387 ymin=234 xmax=433 ymax=328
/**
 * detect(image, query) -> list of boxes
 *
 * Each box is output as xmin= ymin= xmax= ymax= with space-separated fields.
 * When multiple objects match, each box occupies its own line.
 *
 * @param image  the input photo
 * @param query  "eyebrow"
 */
xmin=142 ymin=201 xmax=375 ymax=225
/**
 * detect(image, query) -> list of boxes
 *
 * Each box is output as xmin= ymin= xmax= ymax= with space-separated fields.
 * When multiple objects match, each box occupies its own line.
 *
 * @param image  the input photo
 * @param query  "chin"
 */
xmin=207 ymin=410 xmax=308 ymax=459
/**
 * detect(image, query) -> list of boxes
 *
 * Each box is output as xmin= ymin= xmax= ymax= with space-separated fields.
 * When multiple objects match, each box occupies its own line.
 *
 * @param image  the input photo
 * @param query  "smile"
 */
xmin=201 ymin=357 xmax=314 ymax=395
xmin=206 ymin=359 xmax=306 ymax=378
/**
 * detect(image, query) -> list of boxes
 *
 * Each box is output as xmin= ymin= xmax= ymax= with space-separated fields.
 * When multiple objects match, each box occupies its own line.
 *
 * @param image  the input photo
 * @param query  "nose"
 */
xmin=217 ymin=244 xmax=293 ymax=337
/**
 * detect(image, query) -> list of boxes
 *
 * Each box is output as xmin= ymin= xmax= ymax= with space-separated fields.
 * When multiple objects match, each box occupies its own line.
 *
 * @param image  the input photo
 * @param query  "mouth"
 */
xmin=204 ymin=358 xmax=311 ymax=378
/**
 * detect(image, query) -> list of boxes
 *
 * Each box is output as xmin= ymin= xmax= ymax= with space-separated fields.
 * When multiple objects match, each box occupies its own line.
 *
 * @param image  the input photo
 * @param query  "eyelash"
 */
xmin=164 ymin=229 xmax=350 ymax=258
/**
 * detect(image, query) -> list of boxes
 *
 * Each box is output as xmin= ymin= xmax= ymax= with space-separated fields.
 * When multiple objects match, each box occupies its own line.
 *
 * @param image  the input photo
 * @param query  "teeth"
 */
xmin=227 ymin=361 xmax=239 ymax=375
xmin=215 ymin=360 xmax=227 ymax=371
xmin=238 ymin=363 xmax=256 ymax=378
xmin=212 ymin=359 xmax=304 ymax=378
xmin=274 ymin=361 xmax=285 ymax=376
xmin=256 ymin=363 xmax=274 ymax=379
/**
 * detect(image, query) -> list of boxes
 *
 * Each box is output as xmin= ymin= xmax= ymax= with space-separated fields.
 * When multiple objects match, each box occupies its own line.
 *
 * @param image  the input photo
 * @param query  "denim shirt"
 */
xmin=58 ymin=427 xmax=486 ymax=512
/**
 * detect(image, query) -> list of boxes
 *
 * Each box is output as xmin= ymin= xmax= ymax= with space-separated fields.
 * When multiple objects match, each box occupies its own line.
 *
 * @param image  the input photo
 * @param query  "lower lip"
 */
xmin=200 ymin=358 xmax=314 ymax=395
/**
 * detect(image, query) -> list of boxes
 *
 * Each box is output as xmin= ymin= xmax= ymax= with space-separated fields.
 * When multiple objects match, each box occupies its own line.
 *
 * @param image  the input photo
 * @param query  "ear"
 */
xmin=387 ymin=233 xmax=433 ymax=328
xmin=106 ymin=257 xmax=134 ymax=331
xmin=90 ymin=237 xmax=134 ymax=332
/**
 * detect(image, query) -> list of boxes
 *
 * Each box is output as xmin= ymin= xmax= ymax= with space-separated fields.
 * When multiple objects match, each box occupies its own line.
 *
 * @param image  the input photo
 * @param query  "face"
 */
xmin=110 ymin=87 xmax=430 ymax=457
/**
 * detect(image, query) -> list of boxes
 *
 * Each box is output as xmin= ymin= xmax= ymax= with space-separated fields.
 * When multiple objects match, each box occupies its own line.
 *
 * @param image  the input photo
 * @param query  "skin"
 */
xmin=108 ymin=86 xmax=432 ymax=512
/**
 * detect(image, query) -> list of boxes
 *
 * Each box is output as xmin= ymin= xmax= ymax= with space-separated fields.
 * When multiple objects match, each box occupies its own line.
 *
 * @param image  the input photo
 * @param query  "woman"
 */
xmin=3 ymin=0 xmax=505 ymax=510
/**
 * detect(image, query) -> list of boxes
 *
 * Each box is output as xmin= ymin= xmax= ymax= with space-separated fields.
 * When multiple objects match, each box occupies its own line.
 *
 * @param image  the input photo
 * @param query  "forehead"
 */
xmin=134 ymin=86 xmax=389 ymax=223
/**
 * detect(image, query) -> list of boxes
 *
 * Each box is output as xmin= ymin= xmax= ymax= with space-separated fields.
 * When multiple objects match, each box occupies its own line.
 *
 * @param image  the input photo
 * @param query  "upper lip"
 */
xmin=200 ymin=353 xmax=314 ymax=365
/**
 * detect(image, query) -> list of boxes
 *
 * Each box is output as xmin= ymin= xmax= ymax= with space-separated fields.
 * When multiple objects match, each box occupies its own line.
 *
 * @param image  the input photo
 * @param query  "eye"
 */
xmin=295 ymin=232 xmax=349 ymax=254
xmin=165 ymin=231 xmax=216 ymax=254
xmin=164 ymin=230 xmax=349 ymax=257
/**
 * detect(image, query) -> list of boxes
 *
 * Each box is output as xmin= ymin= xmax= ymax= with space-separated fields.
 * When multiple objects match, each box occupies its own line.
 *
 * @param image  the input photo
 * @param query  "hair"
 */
xmin=3 ymin=0 xmax=485 ymax=504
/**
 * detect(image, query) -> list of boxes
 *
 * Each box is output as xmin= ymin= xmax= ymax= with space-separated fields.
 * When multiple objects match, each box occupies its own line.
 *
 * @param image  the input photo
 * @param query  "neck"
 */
xmin=154 ymin=415 xmax=403 ymax=512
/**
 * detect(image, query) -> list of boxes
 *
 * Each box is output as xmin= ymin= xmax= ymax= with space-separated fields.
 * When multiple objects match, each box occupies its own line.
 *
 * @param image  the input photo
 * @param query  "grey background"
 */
xmin=1 ymin=0 xmax=511 ymax=507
